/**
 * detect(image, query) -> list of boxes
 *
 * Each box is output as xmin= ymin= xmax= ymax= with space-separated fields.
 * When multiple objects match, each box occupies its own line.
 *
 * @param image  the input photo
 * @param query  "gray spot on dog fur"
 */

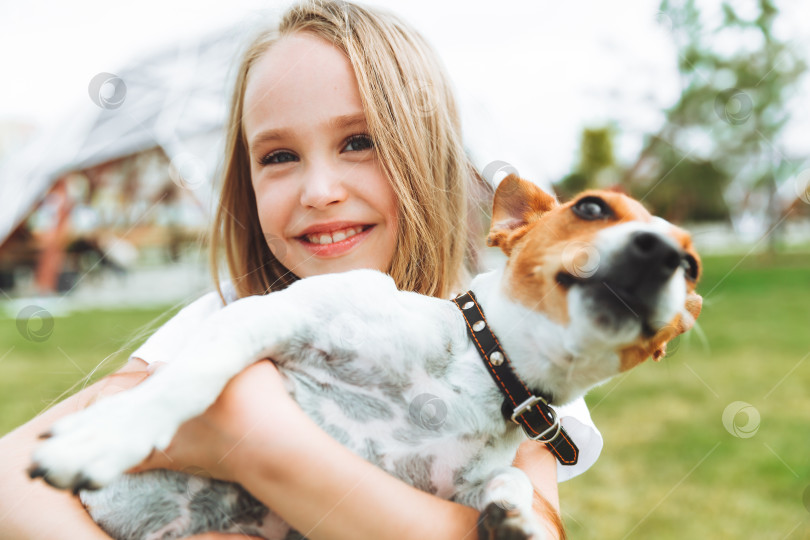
xmin=424 ymin=354 xmax=451 ymax=379
xmin=292 ymin=371 xmax=394 ymax=423
xmin=187 ymin=480 xmax=268 ymax=535
xmin=393 ymin=454 xmax=438 ymax=494
xmin=362 ymin=439 xmax=385 ymax=468
xmin=392 ymin=427 xmax=425 ymax=446
xmin=327 ymin=360 xmax=412 ymax=405
xmin=323 ymin=422 xmax=352 ymax=446
xmin=84 ymin=471 xmax=269 ymax=539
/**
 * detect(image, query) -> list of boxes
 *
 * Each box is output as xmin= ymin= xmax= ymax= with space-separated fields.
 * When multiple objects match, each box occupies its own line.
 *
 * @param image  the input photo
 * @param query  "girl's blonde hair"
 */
xmin=211 ymin=0 xmax=491 ymax=300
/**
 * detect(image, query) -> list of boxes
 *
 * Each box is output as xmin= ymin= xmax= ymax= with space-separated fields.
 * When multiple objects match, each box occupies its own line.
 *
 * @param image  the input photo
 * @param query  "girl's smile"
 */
xmin=243 ymin=32 xmax=399 ymax=278
xmin=294 ymin=221 xmax=375 ymax=257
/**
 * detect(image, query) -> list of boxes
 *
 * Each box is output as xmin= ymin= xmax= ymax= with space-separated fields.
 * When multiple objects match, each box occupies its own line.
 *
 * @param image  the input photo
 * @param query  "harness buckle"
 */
xmin=511 ymin=395 xmax=562 ymax=443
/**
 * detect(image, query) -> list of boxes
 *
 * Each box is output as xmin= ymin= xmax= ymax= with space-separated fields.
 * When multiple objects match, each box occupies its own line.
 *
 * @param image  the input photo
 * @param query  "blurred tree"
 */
xmin=623 ymin=0 xmax=806 ymax=232
xmin=557 ymin=126 xmax=618 ymax=201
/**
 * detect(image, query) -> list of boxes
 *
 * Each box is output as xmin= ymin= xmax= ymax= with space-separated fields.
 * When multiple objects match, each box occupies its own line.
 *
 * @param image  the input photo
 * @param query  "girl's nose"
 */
xmin=299 ymin=162 xmax=349 ymax=209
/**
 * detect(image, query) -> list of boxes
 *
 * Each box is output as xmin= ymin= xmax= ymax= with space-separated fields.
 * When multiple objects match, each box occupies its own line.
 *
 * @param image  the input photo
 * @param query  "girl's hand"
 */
xmin=130 ymin=359 xmax=295 ymax=482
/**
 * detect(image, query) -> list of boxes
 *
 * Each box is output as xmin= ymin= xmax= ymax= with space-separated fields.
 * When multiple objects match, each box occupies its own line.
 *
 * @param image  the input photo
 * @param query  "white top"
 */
xmin=131 ymin=284 xmax=603 ymax=482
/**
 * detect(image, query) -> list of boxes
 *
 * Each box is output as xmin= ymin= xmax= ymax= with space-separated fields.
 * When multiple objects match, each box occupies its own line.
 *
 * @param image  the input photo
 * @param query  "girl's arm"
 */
xmin=0 ymin=359 xmax=150 ymax=540
xmin=137 ymin=361 xmax=563 ymax=540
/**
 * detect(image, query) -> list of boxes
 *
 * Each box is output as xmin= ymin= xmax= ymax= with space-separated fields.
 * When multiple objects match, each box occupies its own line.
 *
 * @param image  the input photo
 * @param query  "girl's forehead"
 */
xmin=243 ymin=33 xmax=362 ymax=136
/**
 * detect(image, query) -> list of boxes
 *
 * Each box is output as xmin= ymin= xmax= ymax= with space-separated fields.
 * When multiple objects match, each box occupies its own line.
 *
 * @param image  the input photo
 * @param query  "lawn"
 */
xmin=0 ymin=304 xmax=180 ymax=434
xmin=560 ymin=252 xmax=810 ymax=539
xmin=1 ymin=253 xmax=809 ymax=538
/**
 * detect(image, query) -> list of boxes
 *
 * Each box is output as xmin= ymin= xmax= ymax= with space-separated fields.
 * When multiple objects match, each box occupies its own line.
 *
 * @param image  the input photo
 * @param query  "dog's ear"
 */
xmin=620 ymin=291 xmax=703 ymax=370
xmin=486 ymin=174 xmax=558 ymax=255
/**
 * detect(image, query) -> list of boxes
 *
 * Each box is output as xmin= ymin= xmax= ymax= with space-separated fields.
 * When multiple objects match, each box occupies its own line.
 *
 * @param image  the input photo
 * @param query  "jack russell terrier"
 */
xmin=29 ymin=175 xmax=702 ymax=540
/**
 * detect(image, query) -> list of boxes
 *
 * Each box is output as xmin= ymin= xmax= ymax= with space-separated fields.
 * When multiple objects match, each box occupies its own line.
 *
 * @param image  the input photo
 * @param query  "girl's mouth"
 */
xmin=296 ymin=225 xmax=374 ymax=257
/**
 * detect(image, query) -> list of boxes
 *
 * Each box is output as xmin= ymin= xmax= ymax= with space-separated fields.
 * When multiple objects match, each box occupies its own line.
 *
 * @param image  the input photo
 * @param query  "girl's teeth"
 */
xmin=306 ymin=226 xmax=364 ymax=245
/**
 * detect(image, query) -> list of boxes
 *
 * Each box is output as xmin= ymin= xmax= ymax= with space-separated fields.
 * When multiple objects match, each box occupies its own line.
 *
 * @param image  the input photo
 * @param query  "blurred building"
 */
xmin=0 ymin=27 xmax=245 ymax=295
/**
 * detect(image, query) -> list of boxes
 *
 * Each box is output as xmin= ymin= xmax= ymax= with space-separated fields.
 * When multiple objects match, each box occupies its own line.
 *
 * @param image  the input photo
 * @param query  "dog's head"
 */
xmin=487 ymin=174 xmax=702 ymax=377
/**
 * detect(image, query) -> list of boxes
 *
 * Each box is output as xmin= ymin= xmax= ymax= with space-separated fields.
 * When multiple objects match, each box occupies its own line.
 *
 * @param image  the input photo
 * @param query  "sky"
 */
xmin=1 ymin=0 xmax=808 ymax=183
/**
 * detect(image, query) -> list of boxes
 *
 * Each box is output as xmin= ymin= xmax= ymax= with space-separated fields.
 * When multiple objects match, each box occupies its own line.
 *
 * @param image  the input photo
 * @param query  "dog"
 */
xmin=29 ymin=175 xmax=702 ymax=540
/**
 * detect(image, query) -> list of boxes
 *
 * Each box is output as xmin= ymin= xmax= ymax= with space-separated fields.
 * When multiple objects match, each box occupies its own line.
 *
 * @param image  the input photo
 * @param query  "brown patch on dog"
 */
xmin=487 ymin=174 xmax=557 ymax=256
xmin=618 ymin=290 xmax=703 ymax=371
xmin=488 ymin=177 xmax=657 ymax=325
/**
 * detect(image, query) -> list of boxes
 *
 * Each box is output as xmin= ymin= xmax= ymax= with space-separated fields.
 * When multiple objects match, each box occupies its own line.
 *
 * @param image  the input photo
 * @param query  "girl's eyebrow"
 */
xmin=248 ymin=113 xmax=368 ymax=152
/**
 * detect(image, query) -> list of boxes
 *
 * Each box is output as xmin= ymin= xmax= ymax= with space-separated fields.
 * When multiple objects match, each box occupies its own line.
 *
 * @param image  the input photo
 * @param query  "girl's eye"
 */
xmin=260 ymin=150 xmax=298 ymax=166
xmin=342 ymin=134 xmax=374 ymax=153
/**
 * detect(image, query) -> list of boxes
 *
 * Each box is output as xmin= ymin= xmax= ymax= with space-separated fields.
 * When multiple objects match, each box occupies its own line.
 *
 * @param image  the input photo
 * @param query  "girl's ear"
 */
xmin=486 ymin=174 xmax=558 ymax=255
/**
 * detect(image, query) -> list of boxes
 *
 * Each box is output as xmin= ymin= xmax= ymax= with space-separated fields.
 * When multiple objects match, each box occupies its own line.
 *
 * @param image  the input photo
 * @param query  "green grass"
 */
xmin=0 ymin=305 xmax=180 ymax=434
xmin=560 ymin=252 xmax=810 ymax=539
xmin=1 ymin=254 xmax=809 ymax=538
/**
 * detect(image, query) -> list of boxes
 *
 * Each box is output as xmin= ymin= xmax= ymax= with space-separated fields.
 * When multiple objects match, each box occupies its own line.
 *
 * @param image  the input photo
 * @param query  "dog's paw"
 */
xmin=29 ymin=391 xmax=177 ymax=492
xmin=477 ymin=502 xmax=546 ymax=540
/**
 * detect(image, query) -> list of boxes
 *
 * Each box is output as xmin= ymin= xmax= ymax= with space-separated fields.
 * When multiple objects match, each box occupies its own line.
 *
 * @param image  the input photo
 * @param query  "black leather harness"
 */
xmin=452 ymin=291 xmax=579 ymax=466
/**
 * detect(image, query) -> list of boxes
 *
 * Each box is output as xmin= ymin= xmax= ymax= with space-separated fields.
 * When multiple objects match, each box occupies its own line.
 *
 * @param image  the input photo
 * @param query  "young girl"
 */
xmin=0 ymin=2 xmax=601 ymax=538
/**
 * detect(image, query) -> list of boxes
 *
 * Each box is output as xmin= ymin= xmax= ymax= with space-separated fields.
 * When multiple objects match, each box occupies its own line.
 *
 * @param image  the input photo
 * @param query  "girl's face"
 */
xmin=243 ymin=32 xmax=399 ymax=279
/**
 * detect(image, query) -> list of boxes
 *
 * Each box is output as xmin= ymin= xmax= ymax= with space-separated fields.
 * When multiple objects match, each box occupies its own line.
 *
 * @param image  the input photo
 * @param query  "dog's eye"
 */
xmin=572 ymin=196 xmax=612 ymax=220
xmin=681 ymin=254 xmax=699 ymax=281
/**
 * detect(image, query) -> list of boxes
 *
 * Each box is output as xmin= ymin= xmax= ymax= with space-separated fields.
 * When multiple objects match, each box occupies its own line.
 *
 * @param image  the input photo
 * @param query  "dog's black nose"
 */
xmin=597 ymin=231 xmax=684 ymax=314
xmin=629 ymin=232 xmax=682 ymax=278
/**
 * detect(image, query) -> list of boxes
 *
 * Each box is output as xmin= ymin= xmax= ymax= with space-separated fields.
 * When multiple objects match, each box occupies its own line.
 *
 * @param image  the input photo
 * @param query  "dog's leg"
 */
xmin=456 ymin=467 xmax=546 ymax=540
xmin=29 ymin=291 xmax=314 ymax=492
